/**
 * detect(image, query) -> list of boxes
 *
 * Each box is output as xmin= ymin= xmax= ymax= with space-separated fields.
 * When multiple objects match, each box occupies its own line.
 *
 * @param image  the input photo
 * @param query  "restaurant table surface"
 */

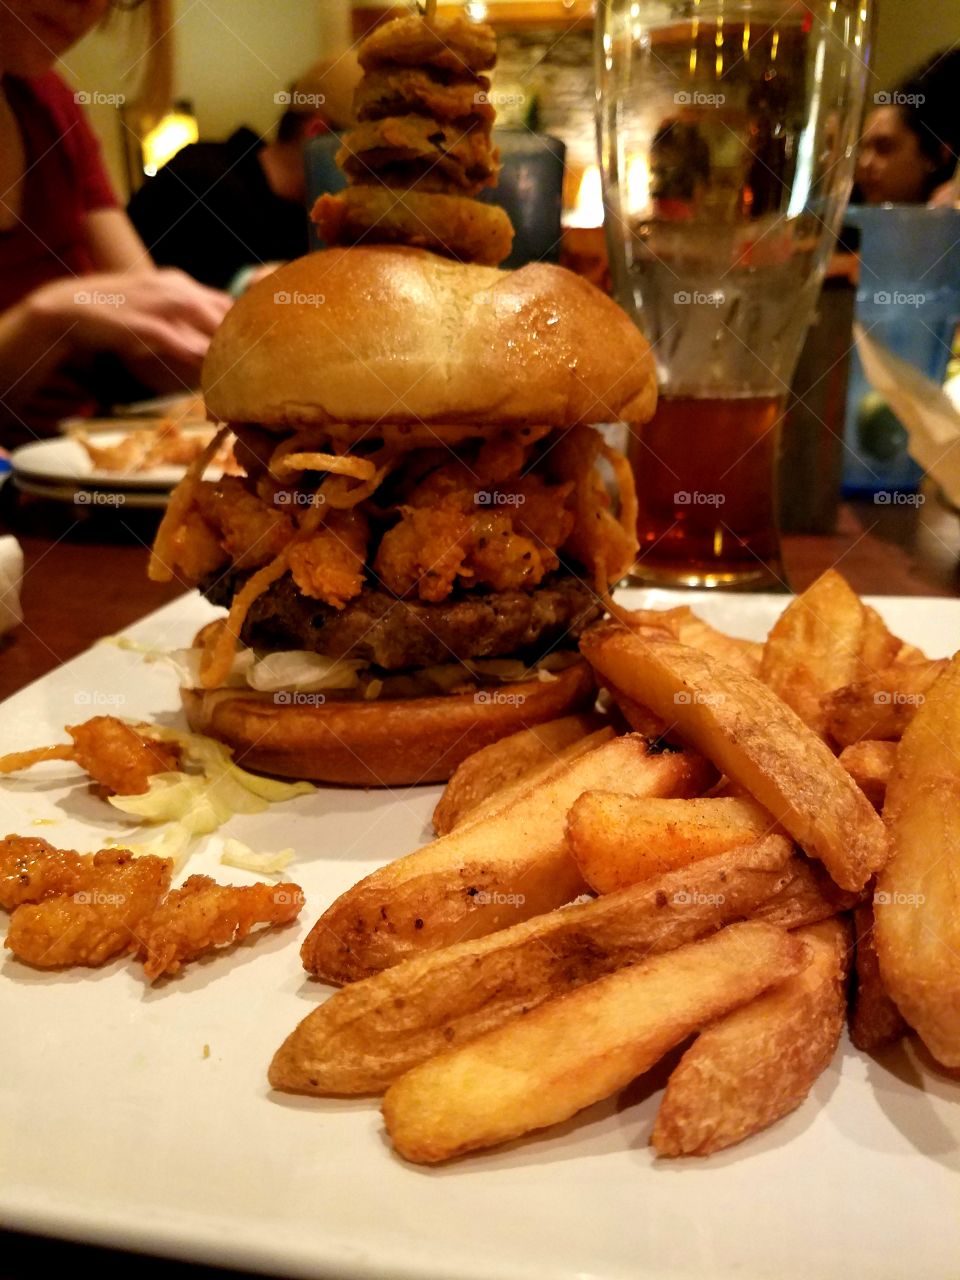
xmin=1 ymin=483 xmax=959 ymax=1280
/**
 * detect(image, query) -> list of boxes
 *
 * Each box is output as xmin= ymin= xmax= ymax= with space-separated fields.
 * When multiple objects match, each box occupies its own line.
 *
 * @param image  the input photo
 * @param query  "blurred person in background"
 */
xmin=854 ymin=48 xmax=960 ymax=206
xmin=128 ymin=55 xmax=360 ymax=293
xmin=0 ymin=0 xmax=232 ymax=447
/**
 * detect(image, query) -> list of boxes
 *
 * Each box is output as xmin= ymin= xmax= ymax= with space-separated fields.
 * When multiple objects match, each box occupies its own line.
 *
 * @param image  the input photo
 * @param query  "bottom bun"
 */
xmin=182 ymin=659 xmax=597 ymax=786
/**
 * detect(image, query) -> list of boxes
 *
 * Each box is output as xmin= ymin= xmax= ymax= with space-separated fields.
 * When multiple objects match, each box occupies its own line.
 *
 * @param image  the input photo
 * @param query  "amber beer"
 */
xmin=628 ymin=395 xmax=784 ymax=587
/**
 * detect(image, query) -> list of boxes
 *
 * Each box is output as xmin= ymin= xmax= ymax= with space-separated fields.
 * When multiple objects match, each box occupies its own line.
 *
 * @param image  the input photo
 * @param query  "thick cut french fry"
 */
xmin=433 ymin=717 xmax=613 ymax=836
xmin=651 ymin=919 xmax=850 ymax=1157
xmin=875 ymin=651 xmax=960 ymax=1066
xmin=821 ymin=660 xmax=947 ymax=747
xmin=839 ymin=739 xmax=898 ymax=811
xmin=606 ymin=688 xmax=670 ymax=741
xmin=270 ymin=835 xmax=796 ymax=1095
xmin=609 ymin=604 xmax=762 ymax=676
xmin=566 ymin=793 xmax=776 ymax=893
xmin=860 ymin=604 xmax=907 ymax=673
xmin=850 ymin=904 xmax=907 ymax=1053
xmin=580 ymin=625 xmax=887 ymax=892
xmin=760 ymin=571 xmax=887 ymax=736
xmin=382 ymin=921 xmax=809 ymax=1163
xmin=301 ymin=733 xmax=717 ymax=983
xmin=752 ymin=854 xmax=862 ymax=929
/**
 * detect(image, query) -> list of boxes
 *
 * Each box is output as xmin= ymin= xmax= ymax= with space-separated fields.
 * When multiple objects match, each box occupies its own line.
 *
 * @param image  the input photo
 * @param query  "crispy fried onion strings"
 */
xmin=0 ymin=744 xmax=76 ymax=773
xmin=276 ymin=452 xmax=377 ymax=481
xmin=149 ymin=425 xmax=231 ymax=582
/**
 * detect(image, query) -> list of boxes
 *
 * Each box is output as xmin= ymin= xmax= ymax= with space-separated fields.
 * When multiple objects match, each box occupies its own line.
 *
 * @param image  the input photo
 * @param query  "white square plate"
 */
xmin=1 ymin=588 xmax=957 ymax=1280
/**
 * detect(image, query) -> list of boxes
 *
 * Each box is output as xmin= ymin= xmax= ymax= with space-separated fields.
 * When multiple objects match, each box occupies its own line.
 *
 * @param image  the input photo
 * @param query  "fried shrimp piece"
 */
xmin=164 ymin=475 xmax=294 ymax=584
xmin=287 ymin=508 xmax=370 ymax=608
xmin=375 ymin=499 xmax=572 ymax=600
xmin=165 ymin=506 xmax=227 ymax=582
xmin=0 ymin=835 xmax=96 ymax=911
xmin=466 ymin=511 xmax=559 ymax=591
xmin=547 ymin=425 xmax=638 ymax=589
xmin=136 ymin=875 xmax=305 ymax=982
xmin=67 ymin=717 xmax=181 ymax=797
xmin=357 ymin=12 xmax=497 ymax=75
xmin=511 ymin=473 xmax=576 ymax=551
xmin=0 ymin=718 xmax=180 ymax=799
xmin=374 ymin=434 xmax=578 ymax=600
xmin=5 ymin=850 xmax=172 ymax=969
xmin=195 ymin=476 xmax=294 ymax=571
xmin=355 ymin=67 xmax=494 ymax=124
xmin=312 ymin=187 xmax=513 ymax=266
xmin=374 ymin=504 xmax=471 ymax=602
xmin=338 ymin=116 xmax=498 ymax=195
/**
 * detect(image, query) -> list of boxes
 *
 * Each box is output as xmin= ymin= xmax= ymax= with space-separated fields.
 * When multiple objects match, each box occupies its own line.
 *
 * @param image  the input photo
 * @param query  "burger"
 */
xmin=148 ymin=245 xmax=656 ymax=785
xmin=148 ymin=8 xmax=656 ymax=786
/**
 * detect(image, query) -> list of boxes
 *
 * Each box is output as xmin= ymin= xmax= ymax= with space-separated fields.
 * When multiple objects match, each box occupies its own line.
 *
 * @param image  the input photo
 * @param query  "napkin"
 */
xmin=854 ymin=323 xmax=960 ymax=506
xmin=0 ymin=535 xmax=24 ymax=637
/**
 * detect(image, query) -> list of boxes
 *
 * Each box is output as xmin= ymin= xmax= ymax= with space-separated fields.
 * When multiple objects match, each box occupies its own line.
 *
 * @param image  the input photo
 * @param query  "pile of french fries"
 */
xmin=270 ymin=569 xmax=958 ymax=1164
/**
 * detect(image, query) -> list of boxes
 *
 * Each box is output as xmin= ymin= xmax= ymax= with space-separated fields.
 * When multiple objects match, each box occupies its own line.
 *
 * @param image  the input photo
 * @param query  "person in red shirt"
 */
xmin=0 ymin=0 xmax=232 ymax=445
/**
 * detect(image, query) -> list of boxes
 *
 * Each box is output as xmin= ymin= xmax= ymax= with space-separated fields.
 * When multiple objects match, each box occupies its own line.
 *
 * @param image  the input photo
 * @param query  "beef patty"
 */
xmin=201 ymin=571 xmax=602 ymax=671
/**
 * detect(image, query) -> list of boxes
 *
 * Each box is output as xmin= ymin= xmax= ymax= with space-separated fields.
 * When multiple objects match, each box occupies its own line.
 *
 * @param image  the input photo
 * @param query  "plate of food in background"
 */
xmin=9 ymin=416 xmax=235 ymax=505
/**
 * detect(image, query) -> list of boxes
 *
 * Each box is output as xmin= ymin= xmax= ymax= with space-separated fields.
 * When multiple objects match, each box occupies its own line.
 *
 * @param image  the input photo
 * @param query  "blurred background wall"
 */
xmin=59 ymin=0 xmax=352 ymax=194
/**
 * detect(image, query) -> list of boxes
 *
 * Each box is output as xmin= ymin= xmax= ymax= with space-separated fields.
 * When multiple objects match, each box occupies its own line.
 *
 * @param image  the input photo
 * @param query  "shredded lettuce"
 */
xmin=109 ymin=726 xmax=313 ymax=839
xmin=161 ymin=729 xmax=314 ymax=803
xmin=247 ymin=650 xmax=363 ymax=693
xmin=220 ymin=837 xmax=294 ymax=875
xmin=121 ymin=822 xmax=196 ymax=873
xmin=160 ymin=647 xmax=254 ymax=688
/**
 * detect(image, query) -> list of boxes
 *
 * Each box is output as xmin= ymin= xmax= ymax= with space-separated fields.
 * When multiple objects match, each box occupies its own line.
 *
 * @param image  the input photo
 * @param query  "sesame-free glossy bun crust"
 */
xmin=202 ymin=246 xmax=656 ymax=430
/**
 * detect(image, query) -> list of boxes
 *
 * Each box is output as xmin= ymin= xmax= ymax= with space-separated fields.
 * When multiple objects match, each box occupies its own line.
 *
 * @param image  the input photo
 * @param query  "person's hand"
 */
xmin=27 ymin=268 xmax=232 ymax=389
xmin=244 ymin=262 xmax=286 ymax=287
xmin=928 ymin=175 xmax=960 ymax=209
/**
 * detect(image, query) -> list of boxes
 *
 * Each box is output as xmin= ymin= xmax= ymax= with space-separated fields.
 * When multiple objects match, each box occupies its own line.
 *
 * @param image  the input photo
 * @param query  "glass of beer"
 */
xmin=596 ymin=0 xmax=872 ymax=588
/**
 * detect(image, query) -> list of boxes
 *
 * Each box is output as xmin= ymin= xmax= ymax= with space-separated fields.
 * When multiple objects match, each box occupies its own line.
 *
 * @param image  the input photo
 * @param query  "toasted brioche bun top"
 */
xmin=202 ymin=246 xmax=656 ymax=430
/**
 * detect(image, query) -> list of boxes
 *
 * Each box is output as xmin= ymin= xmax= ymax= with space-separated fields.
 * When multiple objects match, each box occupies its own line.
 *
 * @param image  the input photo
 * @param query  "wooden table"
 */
xmin=0 ymin=480 xmax=958 ymax=1280
xmin=2 ymin=484 xmax=958 ymax=704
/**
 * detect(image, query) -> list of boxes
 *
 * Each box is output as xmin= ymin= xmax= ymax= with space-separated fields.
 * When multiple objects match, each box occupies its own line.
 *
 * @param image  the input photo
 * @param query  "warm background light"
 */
xmin=141 ymin=105 xmax=199 ymax=177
